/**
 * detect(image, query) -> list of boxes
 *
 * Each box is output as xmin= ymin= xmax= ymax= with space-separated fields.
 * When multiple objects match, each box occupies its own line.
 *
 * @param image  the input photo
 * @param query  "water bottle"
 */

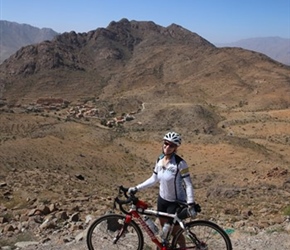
xmin=144 ymin=216 xmax=159 ymax=235
xmin=160 ymin=222 xmax=171 ymax=240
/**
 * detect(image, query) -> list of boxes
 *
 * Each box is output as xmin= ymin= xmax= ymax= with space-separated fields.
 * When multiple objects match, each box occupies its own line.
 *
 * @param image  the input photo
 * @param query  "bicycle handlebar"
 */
xmin=114 ymin=186 xmax=139 ymax=214
xmin=114 ymin=185 xmax=201 ymax=217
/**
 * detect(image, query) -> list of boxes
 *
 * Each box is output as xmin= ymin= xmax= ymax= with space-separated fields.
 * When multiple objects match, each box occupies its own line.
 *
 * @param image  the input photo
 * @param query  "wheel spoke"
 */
xmin=87 ymin=214 xmax=144 ymax=250
xmin=172 ymin=220 xmax=232 ymax=250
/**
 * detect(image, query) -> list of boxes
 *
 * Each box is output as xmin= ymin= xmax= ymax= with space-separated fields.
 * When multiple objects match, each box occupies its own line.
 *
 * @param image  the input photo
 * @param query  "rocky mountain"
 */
xmin=216 ymin=37 xmax=290 ymax=65
xmin=0 ymin=20 xmax=59 ymax=64
xmin=0 ymin=18 xmax=290 ymax=248
xmin=1 ymin=19 xmax=289 ymax=111
xmin=1 ymin=20 xmax=289 ymax=68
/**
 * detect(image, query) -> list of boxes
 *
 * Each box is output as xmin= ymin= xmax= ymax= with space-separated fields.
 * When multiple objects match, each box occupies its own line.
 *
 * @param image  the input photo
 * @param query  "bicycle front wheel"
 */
xmin=172 ymin=220 xmax=232 ymax=250
xmin=86 ymin=214 xmax=144 ymax=250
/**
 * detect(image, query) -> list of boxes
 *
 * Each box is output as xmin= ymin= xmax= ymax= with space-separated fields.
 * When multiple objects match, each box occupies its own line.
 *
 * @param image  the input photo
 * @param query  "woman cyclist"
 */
xmin=129 ymin=131 xmax=196 ymax=247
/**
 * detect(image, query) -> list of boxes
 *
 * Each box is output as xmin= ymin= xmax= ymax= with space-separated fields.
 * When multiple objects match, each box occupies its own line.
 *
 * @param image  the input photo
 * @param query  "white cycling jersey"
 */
xmin=136 ymin=154 xmax=194 ymax=203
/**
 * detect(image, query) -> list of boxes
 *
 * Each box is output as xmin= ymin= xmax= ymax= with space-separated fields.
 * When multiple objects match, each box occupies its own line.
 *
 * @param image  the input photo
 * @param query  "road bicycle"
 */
xmin=86 ymin=186 xmax=232 ymax=250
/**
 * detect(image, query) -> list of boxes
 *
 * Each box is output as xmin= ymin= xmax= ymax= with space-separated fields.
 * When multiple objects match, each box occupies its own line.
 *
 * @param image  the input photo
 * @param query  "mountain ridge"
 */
xmin=1 ymin=20 xmax=289 ymax=66
xmin=1 ymin=19 xmax=289 ymax=113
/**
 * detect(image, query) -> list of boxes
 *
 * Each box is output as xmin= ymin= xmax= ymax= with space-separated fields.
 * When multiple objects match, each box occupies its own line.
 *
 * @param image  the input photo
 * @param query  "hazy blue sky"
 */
xmin=1 ymin=0 xmax=289 ymax=43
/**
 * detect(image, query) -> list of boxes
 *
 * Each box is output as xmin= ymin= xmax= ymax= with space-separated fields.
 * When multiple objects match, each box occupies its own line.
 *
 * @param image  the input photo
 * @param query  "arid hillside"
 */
xmin=0 ymin=18 xmax=290 ymax=247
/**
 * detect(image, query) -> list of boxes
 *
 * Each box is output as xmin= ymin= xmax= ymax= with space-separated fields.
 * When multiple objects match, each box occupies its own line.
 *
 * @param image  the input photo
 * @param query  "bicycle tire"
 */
xmin=86 ymin=214 xmax=144 ymax=250
xmin=172 ymin=220 xmax=232 ymax=250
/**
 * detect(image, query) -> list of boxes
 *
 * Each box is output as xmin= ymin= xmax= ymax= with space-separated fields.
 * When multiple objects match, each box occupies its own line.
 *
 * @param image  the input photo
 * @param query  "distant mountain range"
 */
xmin=0 ymin=20 xmax=289 ymax=65
xmin=0 ymin=20 xmax=59 ymax=63
xmin=216 ymin=37 xmax=290 ymax=65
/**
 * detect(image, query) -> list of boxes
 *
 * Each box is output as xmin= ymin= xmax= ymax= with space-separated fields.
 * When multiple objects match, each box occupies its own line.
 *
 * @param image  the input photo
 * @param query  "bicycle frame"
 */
xmin=119 ymin=203 xmax=187 ymax=250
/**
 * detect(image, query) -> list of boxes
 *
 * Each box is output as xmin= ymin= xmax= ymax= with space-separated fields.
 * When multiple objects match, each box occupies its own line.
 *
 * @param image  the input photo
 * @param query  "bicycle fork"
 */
xmin=112 ymin=215 xmax=131 ymax=244
xmin=185 ymin=228 xmax=208 ymax=250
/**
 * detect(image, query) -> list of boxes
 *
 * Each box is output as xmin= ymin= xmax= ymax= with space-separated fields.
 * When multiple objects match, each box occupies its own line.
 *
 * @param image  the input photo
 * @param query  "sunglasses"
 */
xmin=164 ymin=141 xmax=176 ymax=148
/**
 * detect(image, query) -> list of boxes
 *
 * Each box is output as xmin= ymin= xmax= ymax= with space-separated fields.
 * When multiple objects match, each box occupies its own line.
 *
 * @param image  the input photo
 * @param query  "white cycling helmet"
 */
xmin=163 ymin=131 xmax=182 ymax=146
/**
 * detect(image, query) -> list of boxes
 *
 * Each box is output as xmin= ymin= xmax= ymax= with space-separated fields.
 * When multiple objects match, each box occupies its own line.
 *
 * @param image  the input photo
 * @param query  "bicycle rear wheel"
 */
xmin=172 ymin=220 xmax=232 ymax=250
xmin=86 ymin=214 xmax=144 ymax=250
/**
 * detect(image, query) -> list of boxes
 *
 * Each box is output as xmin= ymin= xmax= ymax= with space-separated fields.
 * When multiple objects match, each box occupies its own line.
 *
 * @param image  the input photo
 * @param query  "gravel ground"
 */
xmin=7 ymin=230 xmax=290 ymax=250
xmin=231 ymin=231 xmax=290 ymax=250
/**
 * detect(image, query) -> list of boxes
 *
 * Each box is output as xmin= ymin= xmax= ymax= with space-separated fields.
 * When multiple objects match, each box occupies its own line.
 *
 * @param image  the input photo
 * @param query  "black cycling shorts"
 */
xmin=157 ymin=195 xmax=179 ymax=214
